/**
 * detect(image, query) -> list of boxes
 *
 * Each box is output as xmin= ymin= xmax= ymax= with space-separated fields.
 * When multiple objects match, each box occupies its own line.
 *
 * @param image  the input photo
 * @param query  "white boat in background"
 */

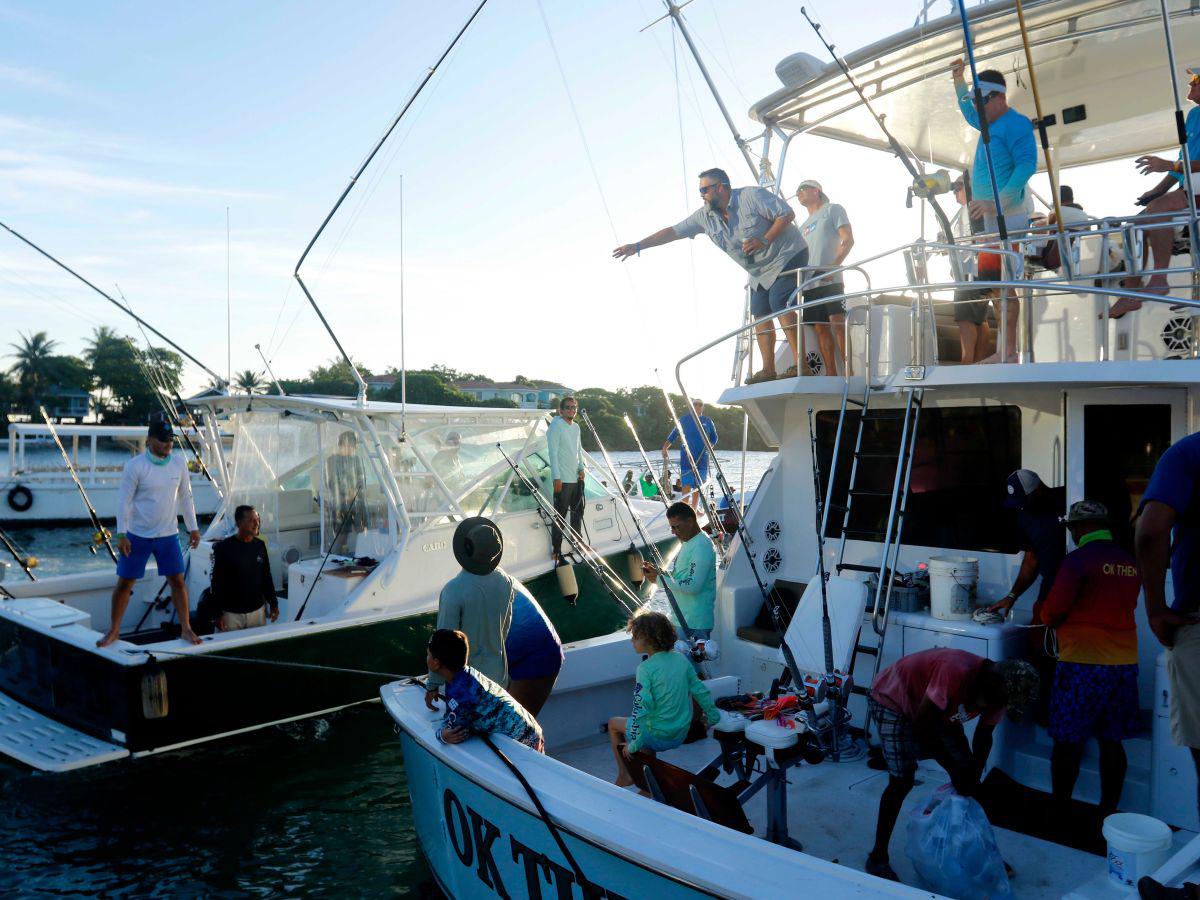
xmin=385 ymin=0 xmax=1200 ymax=896
xmin=0 ymin=423 xmax=225 ymax=524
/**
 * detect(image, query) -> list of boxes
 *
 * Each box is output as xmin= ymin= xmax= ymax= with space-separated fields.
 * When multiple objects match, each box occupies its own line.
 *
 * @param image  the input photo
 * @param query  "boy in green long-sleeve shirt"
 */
xmin=608 ymin=610 xmax=720 ymax=787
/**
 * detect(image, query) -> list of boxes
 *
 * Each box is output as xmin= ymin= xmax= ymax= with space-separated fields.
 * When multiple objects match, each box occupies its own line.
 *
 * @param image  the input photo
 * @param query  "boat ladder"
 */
xmin=825 ymin=382 xmax=924 ymax=713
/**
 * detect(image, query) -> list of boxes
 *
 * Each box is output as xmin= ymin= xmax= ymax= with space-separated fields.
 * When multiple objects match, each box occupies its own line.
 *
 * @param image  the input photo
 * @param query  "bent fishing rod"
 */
xmin=496 ymin=446 xmax=642 ymax=616
xmin=38 ymin=408 xmax=118 ymax=564
xmin=293 ymin=0 xmax=489 ymax=405
xmin=623 ymin=413 xmax=672 ymax=514
xmin=669 ymin=373 xmax=808 ymax=690
xmin=0 ymin=525 xmax=36 ymax=582
xmin=655 ymin=374 xmax=727 ymax=565
xmin=579 ymin=411 xmax=698 ymax=640
xmin=0 ymin=221 xmax=224 ymax=386
xmin=799 ymin=7 xmax=956 ymax=246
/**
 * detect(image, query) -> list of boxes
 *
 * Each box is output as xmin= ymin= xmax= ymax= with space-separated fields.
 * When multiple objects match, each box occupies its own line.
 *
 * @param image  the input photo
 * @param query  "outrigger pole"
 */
xmin=579 ymin=410 xmax=699 ymax=641
xmin=0 ymin=221 xmax=225 ymax=386
xmin=292 ymin=0 xmax=489 ymax=407
xmin=38 ymin=407 xmax=118 ymax=564
xmin=798 ymin=7 xmax=957 ymax=247
xmin=497 ymin=446 xmax=643 ymax=615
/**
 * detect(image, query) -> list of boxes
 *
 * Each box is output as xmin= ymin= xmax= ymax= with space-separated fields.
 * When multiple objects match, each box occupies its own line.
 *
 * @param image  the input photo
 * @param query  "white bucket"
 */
xmin=926 ymin=555 xmax=979 ymax=620
xmin=1103 ymin=813 xmax=1173 ymax=887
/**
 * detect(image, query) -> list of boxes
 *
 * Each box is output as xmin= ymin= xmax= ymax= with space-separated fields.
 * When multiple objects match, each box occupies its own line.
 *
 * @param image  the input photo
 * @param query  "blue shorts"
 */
xmin=633 ymin=728 xmax=686 ymax=753
xmin=1048 ymin=661 xmax=1140 ymax=744
xmin=116 ymin=533 xmax=186 ymax=580
xmin=750 ymin=249 xmax=809 ymax=318
xmin=681 ymin=466 xmax=708 ymax=489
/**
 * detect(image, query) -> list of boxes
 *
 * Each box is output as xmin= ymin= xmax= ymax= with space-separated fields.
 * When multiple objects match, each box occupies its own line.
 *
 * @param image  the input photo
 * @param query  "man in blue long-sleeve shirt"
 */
xmin=952 ymin=60 xmax=1037 ymax=364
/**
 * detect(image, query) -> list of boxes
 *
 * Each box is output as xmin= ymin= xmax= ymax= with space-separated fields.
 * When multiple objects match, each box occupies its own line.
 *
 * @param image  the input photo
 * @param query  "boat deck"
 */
xmin=553 ymin=732 xmax=1182 ymax=898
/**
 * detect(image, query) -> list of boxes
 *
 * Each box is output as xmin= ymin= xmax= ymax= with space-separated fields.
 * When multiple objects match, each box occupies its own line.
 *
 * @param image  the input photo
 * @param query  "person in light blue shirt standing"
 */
xmin=642 ymin=502 xmax=717 ymax=641
xmin=952 ymin=60 xmax=1037 ymax=363
xmin=613 ymin=168 xmax=808 ymax=383
xmin=546 ymin=396 xmax=584 ymax=563
xmin=661 ymin=399 xmax=718 ymax=510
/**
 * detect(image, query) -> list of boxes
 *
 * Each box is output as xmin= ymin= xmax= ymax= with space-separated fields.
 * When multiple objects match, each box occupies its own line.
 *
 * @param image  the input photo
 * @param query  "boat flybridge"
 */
xmin=1 ymin=422 xmax=225 ymax=525
xmin=383 ymin=0 xmax=1200 ymax=896
xmin=0 ymin=394 xmax=673 ymax=772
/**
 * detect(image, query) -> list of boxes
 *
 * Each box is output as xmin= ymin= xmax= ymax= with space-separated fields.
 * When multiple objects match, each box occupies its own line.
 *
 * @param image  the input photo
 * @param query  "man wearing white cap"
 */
xmin=1110 ymin=66 xmax=1200 ymax=315
xmin=950 ymin=61 xmax=1037 ymax=363
xmin=796 ymin=179 xmax=854 ymax=375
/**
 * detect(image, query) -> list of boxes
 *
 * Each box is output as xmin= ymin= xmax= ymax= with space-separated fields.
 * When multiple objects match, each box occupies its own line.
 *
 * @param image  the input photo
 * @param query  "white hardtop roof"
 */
xmin=195 ymin=393 xmax=551 ymax=422
xmin=751 ymin=0 xmax=1200 ymax=171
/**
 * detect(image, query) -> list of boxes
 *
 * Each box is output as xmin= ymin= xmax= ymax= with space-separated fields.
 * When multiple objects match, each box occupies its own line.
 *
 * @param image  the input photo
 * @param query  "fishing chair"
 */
xmin=626 ymin=751 xmax=753 ymax=836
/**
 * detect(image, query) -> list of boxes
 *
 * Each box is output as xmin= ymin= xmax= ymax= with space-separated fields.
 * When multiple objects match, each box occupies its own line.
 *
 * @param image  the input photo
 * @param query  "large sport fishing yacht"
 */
xmin=1 ymin=423 xmax=224 ymax=525
xmin=383 ymin=0 xmax=1200 ymax=896
xmin=0 ymin=395 xmax=672 ymax=771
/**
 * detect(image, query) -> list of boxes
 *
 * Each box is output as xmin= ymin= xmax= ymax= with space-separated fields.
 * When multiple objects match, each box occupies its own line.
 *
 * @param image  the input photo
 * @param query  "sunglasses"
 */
xmin=562 ymin=405 xmax=577 ymax=410
xmin=699 ymin=183 xmax=727 ymax=196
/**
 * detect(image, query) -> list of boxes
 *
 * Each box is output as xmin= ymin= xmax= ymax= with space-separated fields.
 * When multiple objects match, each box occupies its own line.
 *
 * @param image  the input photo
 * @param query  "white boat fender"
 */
xmin=627 ymin=548 xmax=645 ymax=586
xmin=140 ymin=654 xmax=169 ymax=719
xmin=555 ymin=561 xmax=579 ymax=604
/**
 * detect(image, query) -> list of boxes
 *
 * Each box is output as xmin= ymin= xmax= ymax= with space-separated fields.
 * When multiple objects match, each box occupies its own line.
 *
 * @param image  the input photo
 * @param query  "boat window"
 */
xmin=1084 ymin=404 xmax=1172 ymax=551
xmin=816 ymin=405 xmax=1022 ymax=554
xmin=319 ymin=422 xmax=394 ymax=557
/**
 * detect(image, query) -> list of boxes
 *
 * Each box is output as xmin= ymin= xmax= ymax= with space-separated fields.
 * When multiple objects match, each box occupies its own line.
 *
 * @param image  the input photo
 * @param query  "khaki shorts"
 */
xmin=221 ymin=606 xmax=267 ymax=632
xmin=1169 ymin=621 xmax=1200 ymax=747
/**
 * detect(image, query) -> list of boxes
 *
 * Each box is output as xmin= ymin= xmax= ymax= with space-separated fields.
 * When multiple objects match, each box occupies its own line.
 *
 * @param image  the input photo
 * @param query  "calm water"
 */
xmin=0 ymin=442 xmax=775 ymax=895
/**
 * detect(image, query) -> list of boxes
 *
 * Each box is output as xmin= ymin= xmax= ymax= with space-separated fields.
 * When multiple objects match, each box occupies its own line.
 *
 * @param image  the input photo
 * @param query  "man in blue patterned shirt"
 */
xmin=427 ymin=629 xmax=544 ymax=753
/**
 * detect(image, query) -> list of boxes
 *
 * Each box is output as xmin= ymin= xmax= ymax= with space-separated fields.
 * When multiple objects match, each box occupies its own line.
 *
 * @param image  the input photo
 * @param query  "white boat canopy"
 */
xmin=751 ymin=0 xmax=1200 ymax=171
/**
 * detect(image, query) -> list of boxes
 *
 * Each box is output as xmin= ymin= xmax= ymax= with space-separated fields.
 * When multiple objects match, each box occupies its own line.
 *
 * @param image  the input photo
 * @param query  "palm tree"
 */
xmin=235 ymin=369 xmax=267 ymax=394
xmin=8 ymin=331 xmax=58 ymax=410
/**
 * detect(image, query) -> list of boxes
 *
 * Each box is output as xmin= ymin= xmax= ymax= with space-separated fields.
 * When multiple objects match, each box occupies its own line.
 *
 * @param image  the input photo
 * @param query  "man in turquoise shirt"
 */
xmin=546 ymin=396 xmax=584 ymax=563
xmin=952 ymin=60 xmax=1037 ymax=363
xmin=643 ymin=502 xmax=717 ymax=639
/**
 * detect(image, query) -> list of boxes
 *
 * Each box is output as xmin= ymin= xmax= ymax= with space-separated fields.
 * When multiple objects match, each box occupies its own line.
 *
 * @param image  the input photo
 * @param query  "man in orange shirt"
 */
xmin=1039 ymin=501 xmax=1142 ymax=818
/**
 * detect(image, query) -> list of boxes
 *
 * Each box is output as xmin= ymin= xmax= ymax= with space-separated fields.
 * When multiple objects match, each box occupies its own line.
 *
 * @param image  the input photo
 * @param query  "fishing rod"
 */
xmin=806 ymin=410 xmax=835 ymax=677
xmin=654 ymin=374 xmax=727 ymax=563
xmin=0 ymin=525 xmax=36 ymax=582
xmin=669 ymin=373 xmax=808 ymax=690
xmin=295 ymin=483 xmax=364 ymax=621
xmin=798 ymin=7 xmax=956 ymax=247
xmin=623 ymin=414 xmax=672 ymax=513
xmin=497 ymin=446 xmax=642 ymax=615
xmin=0 ymin=221 xmax=224 ymax=386
xmin=293 ymin=0 xmax=489 ymax=406
xmin=579 ymin=411 xmax=700 ymax=642
xmin=38 ymin=408 xmax=118 ymax=564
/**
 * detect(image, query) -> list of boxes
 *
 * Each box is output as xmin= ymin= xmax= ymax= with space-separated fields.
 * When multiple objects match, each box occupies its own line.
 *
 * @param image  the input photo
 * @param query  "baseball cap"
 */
xmin=993 ymin=658 xmax=1039 ymax=721
xmin=1060 ymin=499 xmax=1109 ymax=525
xmin=1003 ymin=469 xmax=1044 ymax=509
xmin=147 ymin=418 xmax=175 ymax=442
xmin=797 ymin=178 xmax=823 ymax=192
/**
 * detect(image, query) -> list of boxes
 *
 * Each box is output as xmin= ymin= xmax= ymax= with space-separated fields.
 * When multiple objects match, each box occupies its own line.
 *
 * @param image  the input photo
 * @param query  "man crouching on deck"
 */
xmin=98 ymin=416 xmax=201 ymax=647
xmin=864 ymin=649 xmax=1038 ymax=881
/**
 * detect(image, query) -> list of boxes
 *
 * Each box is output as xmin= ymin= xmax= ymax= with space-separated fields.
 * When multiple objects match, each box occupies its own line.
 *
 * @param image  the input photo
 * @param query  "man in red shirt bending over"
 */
xmin=865 ymin=648 xmax=1038 ymax=881
xmin=1038 ymin=500 xmax=1142 ymax=820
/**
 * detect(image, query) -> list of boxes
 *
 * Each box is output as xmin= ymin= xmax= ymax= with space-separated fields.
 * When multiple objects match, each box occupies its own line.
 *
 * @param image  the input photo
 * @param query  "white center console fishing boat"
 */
xmin=384 ymin=0 xmax=1200 ymax=896
xmin=0 ymin=395 xmax=671 ymax=772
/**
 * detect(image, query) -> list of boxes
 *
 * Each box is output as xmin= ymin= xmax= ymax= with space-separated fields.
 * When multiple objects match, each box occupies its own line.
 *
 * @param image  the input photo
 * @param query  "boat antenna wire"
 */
xmin=399 ymin=174 xmax=407 ymax=436
xmin=622 ymin=413 xmax=672 ymax=514
xmin=798 ymin=7 xmax=957 ymax=246
xmin=1155 ymin=0 xmax=1200 ymax=279
xmin=38 ymin=407 xmax=118 ymax=564
xmin=806 ymin=409 xmax=835 ymax=676
xmin=294 ymin=482 xmax=364 ymax=621
xmin=0 ymin=221 xmax=225 ymax=387
xmin=482 ymin=735 xmax=589 ymax=889
xmin=496 ymin=445 xmax=643 ymax=615
xmin=579 ymin=410 xmax=698 ymax=639
xmin=0 ymin=525 xmax=36 ymax=582
xmin=1013 ymin=0 xmax=1067 ymax=250
xmin=292 ymin=0 xmax=489 ymax=408
xmin=255 ymin=343 xmax=286 ymax=395
xmin=670 ymin=371 xmax=809 ymax=690
xmin=655 ymin=1 xmax=759 ymax=181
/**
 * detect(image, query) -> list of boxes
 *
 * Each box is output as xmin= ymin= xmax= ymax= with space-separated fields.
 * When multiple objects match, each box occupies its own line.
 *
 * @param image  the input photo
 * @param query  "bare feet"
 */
xmin=96 ymin=630 xmax=120 ymax=648
xmin=615 ymin=775 xmax=634 ymax=788
xmin=181 ymin=627 xmax=202 ymax=645
xmin=745 ymin=369 xmax=777 ymax=384
xmin=979 ymin=351 xmax=1018 ymax=364
xmin=1106 ymin=297 xmax=1145 ymax=319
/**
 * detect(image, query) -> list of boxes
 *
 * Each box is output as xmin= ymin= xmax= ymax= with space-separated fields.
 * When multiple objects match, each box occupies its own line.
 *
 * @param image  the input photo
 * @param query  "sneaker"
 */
xmin=865 ymin=854 xmax=900 ymax=882
xmin=1138 ymin=877 xmax=1200 ymax=900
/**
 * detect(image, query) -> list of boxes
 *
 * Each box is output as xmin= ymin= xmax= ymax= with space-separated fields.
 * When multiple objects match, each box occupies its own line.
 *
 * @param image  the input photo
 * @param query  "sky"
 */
xmin=0 ymin=0 xmax=1155 ymax=405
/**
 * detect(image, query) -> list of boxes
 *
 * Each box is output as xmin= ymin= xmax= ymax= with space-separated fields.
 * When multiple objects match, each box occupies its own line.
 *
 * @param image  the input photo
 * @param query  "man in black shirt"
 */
xmin=211 ymin=505 xmax=279 ymax=631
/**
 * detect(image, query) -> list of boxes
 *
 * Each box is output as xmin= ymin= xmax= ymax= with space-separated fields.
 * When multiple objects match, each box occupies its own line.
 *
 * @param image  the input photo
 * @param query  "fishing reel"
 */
xmin=906 ymin=168 xmax=952 ymax=208
xmin=22 ymin=556 xmax=38 ymax=569
xmin=92 ymin=528 xmax=112 ymax=545
xmin=187 ymin=459 xmax=203 ymax=473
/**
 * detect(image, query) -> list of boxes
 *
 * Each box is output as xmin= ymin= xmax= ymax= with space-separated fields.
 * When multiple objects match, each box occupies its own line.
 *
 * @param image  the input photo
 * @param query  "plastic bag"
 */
xmin=905 ymin=783 xmax=1013 ymax=900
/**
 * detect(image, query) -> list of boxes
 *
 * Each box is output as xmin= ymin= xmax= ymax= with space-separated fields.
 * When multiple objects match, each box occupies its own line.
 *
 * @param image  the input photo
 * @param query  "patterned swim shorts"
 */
xmin=869 ymin=697 xmax=920 ymax=778
xmin=1048 ymin=661 xmax=1140 ymax=744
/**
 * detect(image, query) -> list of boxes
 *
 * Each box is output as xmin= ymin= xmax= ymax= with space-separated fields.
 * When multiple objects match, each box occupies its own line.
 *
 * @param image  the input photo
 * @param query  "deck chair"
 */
xmin=628 ymin=751 xmax=754 ymax=835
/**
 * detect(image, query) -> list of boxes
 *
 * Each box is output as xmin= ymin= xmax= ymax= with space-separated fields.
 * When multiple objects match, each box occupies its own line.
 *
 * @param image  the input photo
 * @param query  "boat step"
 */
xmin=0 ymin=692 xmax=128 ymax=773
xmin=855 ymin=643 xmax=879 ymax=656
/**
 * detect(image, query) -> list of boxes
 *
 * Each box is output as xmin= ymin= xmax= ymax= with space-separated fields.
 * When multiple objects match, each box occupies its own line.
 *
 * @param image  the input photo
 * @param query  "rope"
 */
xmin=482 ymin=735 xmax=589 ymax=889
xmin=139 ymin=646 xmax=410 ymax=680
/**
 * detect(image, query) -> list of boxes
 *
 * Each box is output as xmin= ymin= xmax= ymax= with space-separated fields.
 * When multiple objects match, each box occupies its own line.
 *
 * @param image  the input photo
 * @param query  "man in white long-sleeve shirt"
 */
xmin=546 ymin=397 xmax=584 ymax=563
xmin=97 ymin=418 xmax=202 ymax=647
